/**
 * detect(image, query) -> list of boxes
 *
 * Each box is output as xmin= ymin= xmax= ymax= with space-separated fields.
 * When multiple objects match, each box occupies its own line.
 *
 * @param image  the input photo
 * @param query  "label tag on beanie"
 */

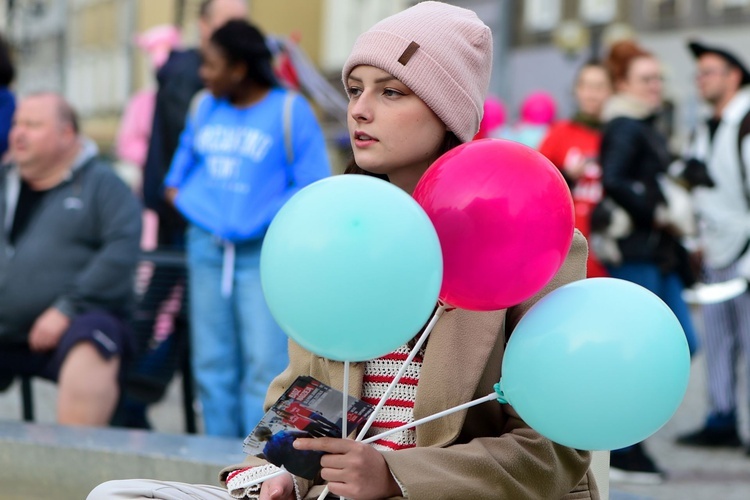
xmin=398 ymin=41 xmax=420 ymax=66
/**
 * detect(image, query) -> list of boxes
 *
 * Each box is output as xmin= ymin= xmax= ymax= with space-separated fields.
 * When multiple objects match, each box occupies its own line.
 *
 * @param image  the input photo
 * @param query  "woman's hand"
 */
xmin=28 ymin=307 xmax=70 ymax=352
xmin=294 ymin=438 xmax=401 ymax=500
xmin=259 ymin=472 xmax=295 ymax=500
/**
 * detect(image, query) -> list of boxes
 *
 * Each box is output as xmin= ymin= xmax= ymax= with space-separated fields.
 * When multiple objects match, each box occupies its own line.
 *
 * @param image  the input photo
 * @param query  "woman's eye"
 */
xmin=346 ymin=87 xmax=362 ymax=98
xmin=383 ymin=88 xmax=403 ymax=97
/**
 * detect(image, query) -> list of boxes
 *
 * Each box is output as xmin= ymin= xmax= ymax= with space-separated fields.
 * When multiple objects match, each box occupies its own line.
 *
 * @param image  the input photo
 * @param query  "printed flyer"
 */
xmin=243 ymin=375 xmax=374 ymax=479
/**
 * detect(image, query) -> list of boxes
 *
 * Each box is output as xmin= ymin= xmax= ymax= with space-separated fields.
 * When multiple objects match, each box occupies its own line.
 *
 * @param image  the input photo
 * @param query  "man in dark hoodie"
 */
xmin=0 ymin=92 xmax=141 ymax=426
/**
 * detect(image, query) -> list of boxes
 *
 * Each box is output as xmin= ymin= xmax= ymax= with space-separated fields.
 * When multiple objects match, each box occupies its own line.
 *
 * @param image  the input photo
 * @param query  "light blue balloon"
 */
xmin=260 ymin=175 xmax=443 ymax=362
xmin=497 ymin=277 xmax=691 ymax=451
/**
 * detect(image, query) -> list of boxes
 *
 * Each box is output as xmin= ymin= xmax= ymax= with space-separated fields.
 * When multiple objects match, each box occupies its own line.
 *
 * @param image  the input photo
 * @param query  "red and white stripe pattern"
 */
xmin=362 ymin=344 xmax=423 ymax=451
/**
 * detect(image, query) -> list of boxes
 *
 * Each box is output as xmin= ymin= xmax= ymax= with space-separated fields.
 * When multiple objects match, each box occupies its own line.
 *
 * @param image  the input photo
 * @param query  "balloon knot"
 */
xmin=494 ymin=382 xmax=508 ymax=404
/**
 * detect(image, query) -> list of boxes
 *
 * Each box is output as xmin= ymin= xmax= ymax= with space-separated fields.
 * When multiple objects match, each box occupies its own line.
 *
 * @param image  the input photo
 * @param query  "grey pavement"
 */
xmin=2 ymin=315 xmax=750 ymax=499
xmin=607 ymin=348 xmax=750 ymax=500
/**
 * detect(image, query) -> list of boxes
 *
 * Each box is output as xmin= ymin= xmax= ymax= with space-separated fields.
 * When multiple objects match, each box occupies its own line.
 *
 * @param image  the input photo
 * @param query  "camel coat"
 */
xmin=220 ymin=230 xmax=600 ymax=499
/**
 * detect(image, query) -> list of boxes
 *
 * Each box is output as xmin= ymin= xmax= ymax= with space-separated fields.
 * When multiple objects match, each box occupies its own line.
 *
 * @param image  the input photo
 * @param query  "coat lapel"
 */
xmin=319 ymin=358 xmax=365 ymax=400
xmin=414 ymin=308 xmax=505 ymax=447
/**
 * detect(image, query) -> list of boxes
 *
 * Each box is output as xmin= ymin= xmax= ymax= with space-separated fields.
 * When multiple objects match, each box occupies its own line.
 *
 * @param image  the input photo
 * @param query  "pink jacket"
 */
xmin=115 ymin=89 xmax=156 ymax=167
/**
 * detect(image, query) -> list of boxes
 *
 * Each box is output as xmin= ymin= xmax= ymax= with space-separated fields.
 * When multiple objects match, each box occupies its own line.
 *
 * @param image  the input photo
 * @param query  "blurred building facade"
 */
xmin=4 ymin=0 xmax=750 ymax=152
xmin=508 ymin=0 xmax=750 ymax=146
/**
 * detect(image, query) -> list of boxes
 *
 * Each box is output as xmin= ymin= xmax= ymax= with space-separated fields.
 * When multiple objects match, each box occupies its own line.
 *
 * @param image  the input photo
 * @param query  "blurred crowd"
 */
xmin=481 ymin=35 xmax=750 ymax=486
xmin=0 ymin=0 xmax=749 ymax=494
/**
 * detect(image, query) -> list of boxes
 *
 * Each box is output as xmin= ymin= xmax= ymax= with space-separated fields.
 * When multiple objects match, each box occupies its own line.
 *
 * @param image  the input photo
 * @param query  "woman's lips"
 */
xmin=353 ymin=130 xmax=378 ymax=148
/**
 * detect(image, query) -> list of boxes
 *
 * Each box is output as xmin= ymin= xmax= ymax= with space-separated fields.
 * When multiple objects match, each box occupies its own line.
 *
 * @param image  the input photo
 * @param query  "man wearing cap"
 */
xmin=677 ymin=41 xmax=750 ymax=452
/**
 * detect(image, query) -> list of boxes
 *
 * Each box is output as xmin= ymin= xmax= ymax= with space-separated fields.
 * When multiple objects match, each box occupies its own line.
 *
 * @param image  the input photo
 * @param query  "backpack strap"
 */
xmin=282 ymin=91 xmax=296 ymax=186
xmin=283 ymin=91 xmax=295 ymax=166
xmin=188 ymin=89 xmax=210 ymax=122
xmin=738 ymin=109 xmax=750 ymax=207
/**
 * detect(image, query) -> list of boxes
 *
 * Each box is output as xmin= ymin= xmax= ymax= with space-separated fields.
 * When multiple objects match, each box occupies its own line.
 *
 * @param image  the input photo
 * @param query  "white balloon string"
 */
xmin=362 ymin=392 xmax=498 ymax=444
xmin=317 ymin=303 xmax=448 ymax=500
xmin=339 ymin=361 xmax=350 ymax=500
xmin=343 ymin=360 xmax=350 ymax=439
xmin=316 ymin=486 xmax=329 ymax=500
xmin=355 ymin=302 xmax=447 ymax=441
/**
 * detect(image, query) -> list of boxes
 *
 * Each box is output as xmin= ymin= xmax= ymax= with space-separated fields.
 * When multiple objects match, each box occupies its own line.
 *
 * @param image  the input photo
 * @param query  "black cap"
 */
xmin=688 ymin=40 xmax=750 ymax=86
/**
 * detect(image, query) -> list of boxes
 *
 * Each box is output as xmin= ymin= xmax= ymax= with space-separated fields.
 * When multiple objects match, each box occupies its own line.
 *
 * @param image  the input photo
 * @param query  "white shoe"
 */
xmin=682 ymin=278 xmax=748 ymax=305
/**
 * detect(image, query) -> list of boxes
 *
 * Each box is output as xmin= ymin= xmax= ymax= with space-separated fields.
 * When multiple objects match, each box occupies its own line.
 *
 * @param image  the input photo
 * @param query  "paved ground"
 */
xmin=2 ymin=317 xmax=750 ymax=499
xmin=609 ymin=351 xmax=750 ymax=500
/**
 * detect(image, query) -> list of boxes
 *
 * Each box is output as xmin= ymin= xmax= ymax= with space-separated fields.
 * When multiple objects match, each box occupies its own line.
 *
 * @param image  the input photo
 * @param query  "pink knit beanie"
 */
xmin=342 ymin=1 xmax=493 ymax=143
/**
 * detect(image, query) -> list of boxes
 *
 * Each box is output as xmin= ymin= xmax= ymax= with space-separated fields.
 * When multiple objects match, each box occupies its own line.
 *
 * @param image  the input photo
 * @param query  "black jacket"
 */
xmin=599 ymin=96 xmax=685 ymax=274
xmin=142 ymin=49 xmax=204 ymax=246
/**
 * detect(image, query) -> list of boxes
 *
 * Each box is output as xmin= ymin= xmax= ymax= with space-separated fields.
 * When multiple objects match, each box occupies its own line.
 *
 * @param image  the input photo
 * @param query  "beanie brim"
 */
xmin=343 ymin=30 xmax=482 ymax=143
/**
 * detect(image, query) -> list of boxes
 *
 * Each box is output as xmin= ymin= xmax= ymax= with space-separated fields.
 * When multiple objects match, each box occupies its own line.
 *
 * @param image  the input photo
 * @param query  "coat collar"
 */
xmin=602 ymin=94 xmax=657 ymax=123
xmin=414 ymin=307 xmax=505 ymax=447
xmin=718 ymin=86 xmax=750 ymax=125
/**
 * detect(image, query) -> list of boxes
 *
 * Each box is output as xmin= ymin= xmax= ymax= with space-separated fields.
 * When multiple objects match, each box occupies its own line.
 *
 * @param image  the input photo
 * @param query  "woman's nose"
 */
xmin=349 ymin=94 xmax=372 ymax=122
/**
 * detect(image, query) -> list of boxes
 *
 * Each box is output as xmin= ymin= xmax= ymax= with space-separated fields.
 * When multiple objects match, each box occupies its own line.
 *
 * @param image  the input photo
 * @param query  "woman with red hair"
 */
xmin=598 ymin=40 xmax=698 ymax=484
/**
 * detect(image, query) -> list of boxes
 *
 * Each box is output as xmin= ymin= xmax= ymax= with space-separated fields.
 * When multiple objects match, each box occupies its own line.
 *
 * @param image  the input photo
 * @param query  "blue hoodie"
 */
xmin=0 ymin=87 xmax=15 ymax=158
xmin=165 ymin=88 xmax=331 ymax=242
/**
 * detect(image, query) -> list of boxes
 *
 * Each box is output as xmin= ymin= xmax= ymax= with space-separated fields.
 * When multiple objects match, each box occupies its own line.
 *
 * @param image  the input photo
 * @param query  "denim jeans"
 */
xmin=607 ymin=261 xmax=699 ymax=357
xmin=607 ymin=262 xmax=699 ymax=456
xmin=186 ymin=225 xmax=289 ymax=437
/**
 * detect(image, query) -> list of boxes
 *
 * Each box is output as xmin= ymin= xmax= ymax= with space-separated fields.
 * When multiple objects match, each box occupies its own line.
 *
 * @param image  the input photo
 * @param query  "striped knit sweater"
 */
xmin=362 ymin=343 xmax=422 ymax=451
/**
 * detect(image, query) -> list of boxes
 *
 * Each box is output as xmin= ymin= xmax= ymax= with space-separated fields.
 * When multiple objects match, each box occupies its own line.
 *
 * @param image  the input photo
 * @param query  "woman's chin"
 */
xmin=353 ymin=159 xmax=387 ymax=176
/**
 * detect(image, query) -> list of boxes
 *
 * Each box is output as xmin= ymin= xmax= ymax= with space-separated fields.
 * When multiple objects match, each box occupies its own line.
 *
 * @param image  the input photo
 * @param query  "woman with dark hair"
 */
xmin=162 ymin=19 xmax=331 ymax=438
xmin=0 ymin=33 xmax=16 ymax=161
xmin=598 ymin=39 xmax=697 ymax=484
xmin=539 ymin=60 xmax=613 ymax=278
xmin=88 ymin=4 xmax=599 ymax=499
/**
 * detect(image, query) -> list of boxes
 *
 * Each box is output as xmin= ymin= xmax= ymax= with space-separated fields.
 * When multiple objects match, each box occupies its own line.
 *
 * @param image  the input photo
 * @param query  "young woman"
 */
xmin=163 ymin=20 xmax=331 ymax=438
xmin=89 ymin=3 xmax=599 ymax=499
xmin=539 ymin=61 xmax=613 ymax=278
xmin=598 ymin=40 xmax=698 ymax=484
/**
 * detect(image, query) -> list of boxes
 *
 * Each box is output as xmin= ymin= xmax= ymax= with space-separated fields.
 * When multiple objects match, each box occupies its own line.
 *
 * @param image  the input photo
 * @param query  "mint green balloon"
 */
xmin=260 ymin=175 xmax=443 ymax=362
xmin=497 ymin=277 xmax=691 ymax=451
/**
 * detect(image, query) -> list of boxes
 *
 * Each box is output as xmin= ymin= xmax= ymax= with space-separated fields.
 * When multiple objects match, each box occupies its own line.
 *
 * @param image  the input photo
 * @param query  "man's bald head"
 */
xmin=198 ymin=0 xmax=248 ymax=50
xmin=10 ymin=92 xmax=81 ymax=188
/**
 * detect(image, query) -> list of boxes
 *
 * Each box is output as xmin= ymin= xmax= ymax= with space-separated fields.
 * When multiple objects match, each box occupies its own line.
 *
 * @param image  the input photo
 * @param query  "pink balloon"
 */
xmin=476 ymin=96 xmax=506 ymax=139
xmin=520 ymin=91 xmax=557 ymax=125
xmin=413 ymin=139 xmax=574 ymax=311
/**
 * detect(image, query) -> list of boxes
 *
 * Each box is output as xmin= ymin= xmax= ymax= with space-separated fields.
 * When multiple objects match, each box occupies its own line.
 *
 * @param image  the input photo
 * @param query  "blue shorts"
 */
xmin=0 ymin=310 xmax=133 ymax=382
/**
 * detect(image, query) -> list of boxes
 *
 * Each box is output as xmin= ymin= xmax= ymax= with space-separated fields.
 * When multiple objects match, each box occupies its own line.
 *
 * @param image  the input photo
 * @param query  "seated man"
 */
xmin=0 ymin=92 xmax=141 ymax=426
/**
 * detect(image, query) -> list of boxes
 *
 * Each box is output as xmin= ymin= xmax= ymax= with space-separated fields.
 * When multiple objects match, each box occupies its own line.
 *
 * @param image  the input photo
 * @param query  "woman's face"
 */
xmin=346 ymin=65 xmax=446 ymax=193
xmin=618 ymin=56 xmax=664 ymax=110
xmin=199 ymin=42 xmax=243 ymax=98
xmin=575 ymin=65 xmax=612 ymax=118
